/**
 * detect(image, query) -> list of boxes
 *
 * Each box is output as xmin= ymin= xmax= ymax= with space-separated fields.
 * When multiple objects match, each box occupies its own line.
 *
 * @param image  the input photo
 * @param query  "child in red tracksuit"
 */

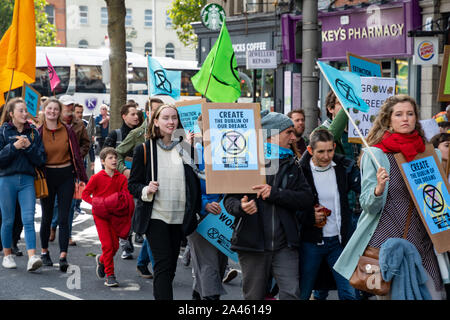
xmin=82 ymin=147 xmax=131 ymax=287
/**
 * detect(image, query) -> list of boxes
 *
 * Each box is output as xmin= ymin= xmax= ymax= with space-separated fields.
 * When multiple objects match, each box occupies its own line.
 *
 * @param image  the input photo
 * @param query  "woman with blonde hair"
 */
xmin=0 ymin=98 xmax=46 ymax=271
xmin=334 ymin=94 xmax=445 ymax=300
xmin=128 ymin=104 xmax=201 ymax=300
xmin=38 ymin=98 xmax=87 ymax=272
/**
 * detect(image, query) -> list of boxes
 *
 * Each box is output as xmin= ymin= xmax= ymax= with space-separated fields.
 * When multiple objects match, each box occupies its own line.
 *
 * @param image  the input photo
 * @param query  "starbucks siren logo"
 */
xmin=201 ymin=4 xmax=226 ymax=31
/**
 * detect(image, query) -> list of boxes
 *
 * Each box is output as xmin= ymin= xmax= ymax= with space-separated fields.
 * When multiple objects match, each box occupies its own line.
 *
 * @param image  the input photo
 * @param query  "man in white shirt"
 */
xmin=298 ymin=129 xmax=360 ymax=300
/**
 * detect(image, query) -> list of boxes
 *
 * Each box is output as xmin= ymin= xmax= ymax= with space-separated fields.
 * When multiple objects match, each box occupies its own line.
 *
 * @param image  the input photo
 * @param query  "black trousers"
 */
xmin=40 ymin=166 xmax=75 ymax=253
xmin=146 ymin=219 xmax=182 ymax=300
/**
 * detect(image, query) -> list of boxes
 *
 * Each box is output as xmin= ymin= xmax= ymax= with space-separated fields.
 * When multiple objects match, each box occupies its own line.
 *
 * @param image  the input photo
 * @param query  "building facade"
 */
xmin=47 ymin=0 xmax=195 ymax=60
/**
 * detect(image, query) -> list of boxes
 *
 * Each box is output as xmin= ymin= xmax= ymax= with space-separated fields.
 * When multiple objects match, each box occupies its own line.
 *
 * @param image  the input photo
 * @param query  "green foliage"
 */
xmin=0 ymin=0 xmax=58 ymax=46
xmin=168 ymin=0 xmax=206 ymax=48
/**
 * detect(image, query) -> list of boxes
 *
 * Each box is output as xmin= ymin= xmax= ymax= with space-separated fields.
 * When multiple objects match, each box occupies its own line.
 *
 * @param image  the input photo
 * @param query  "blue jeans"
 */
xmin=299 ymin=236 xmax=356 ymax=300
xmin=0 ymin=174 xmax=36 ymax=250
xmin=137 ymin=238 xmax=154 ymax=268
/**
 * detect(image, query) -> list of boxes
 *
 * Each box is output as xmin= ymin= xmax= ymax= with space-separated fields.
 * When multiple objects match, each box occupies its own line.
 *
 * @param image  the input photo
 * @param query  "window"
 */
xmin=126 ymin=41 xmax=133 ymax=52
xmin=144 ymin=10 xmax=152 ymax=27
xmin=125 ymin=8 xmax=132 ymax=26
xmin=45 ymin=5 xmax=55 ymax=25
xmin=76 ymin=65 xmax=106 ymax=93
xmin=144 ymin=42 xmax=152 ymax=56
xmin=79 ymin=6 xmax=88 ymax=25
xmin=101 ymin=7 xmax=108 ymax=25
xmin=165 ymin=43 xmax=175 ymax=58
xmin=78 ymin=39 xmax=88 ymax=48
xmin=166 ymin=10 xmax=172 ymax=28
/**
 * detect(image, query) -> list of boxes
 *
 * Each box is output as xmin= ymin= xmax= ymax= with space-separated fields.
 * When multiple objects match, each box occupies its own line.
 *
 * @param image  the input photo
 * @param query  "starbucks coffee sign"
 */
xmin=201 ymin=3 xmax=226 ymax=31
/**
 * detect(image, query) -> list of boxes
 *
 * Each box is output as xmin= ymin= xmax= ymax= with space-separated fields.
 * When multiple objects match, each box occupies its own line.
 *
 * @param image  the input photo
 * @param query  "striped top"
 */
xmin=368 ymin=153 xmax=442 ymax=291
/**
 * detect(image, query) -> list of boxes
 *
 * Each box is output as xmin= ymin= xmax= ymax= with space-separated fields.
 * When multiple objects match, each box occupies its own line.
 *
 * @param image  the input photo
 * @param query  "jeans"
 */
xmin=0 ymin=174 xmax=37 ymax=250
xmin=299 ymin=236 xmax=356 ymax=300
xmin=137 ymin=238 xmax=154 ymax=268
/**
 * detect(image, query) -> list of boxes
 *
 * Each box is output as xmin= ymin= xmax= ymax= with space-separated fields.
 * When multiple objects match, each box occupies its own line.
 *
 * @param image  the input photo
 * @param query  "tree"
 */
xmin=0 ymin=0 xmax=58 ymax=46
xmin=105 ymin=0 xmax=126 ymax=130
xmin=168 ymin=0 xmax=205 ymax=48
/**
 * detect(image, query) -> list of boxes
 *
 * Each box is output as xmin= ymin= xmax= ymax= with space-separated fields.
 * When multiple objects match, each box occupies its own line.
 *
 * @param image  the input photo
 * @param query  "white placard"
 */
xmin=420 ymin=118 xmax=441 ymax=142
xmin=348 ymin=77 xmax=396 ymax=142
xmin=246 ymin=50 xmax=277 ymax=69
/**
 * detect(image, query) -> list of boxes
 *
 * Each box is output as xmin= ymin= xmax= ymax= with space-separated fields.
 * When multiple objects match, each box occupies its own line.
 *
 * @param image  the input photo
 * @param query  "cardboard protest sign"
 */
xmin=202 ymin=102 xmax=266 ymax=194
xmin=395 ymin=145 xmax=450 ymax=253
xmin=196 ymin=200 xmax=238 ymax=262
xmin=346 ymin=52 xmax=382 ymax=77
xmin=175 ymin=99 xmax=205 ymax=136
xmin=22 ymin=82 xmax=41 ymax=118
xmin=348 ymin=77 xmax=395 ymax=143
xmin=438 ymin=45 xmax=450 ymax=102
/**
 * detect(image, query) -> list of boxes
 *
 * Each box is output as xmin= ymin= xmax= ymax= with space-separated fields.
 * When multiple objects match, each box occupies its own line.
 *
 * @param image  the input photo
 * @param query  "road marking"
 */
xmin=41 ymin=287 xmax=83 ymax=300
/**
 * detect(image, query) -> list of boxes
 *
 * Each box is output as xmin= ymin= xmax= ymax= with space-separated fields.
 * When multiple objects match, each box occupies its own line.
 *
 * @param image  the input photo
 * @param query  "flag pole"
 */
xmin=316 ymin=62 xmax=382 ymax=170
xmin=5 ymin=69 xmax=15 ymax=103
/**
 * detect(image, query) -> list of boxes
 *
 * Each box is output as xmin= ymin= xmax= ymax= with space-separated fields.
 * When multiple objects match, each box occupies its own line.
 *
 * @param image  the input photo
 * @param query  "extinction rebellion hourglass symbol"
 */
xmin=423 ymin=184 xmax=450 ymax=230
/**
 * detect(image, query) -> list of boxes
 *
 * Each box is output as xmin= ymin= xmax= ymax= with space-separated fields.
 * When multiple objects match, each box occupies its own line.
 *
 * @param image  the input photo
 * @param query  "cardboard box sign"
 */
xmin=22 ymin=82 xmax=41 ymax=118
xmin=175 ymin=98 xmax=205 ymax=136
xmin=395 ymin=145 xmax=450 ymax=254
xmin=201 ymin=102 xmax=266 ymax=194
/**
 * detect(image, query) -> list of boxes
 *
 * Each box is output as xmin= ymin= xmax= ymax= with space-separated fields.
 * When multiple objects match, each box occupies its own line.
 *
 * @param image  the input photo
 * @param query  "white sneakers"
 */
xmin=27 ymin=255 xmax=43 ymax=272
xmin=2 ymin=255 xmax=17 ymax=269
xmin=2 ymin=254 xmax=43 ymax=272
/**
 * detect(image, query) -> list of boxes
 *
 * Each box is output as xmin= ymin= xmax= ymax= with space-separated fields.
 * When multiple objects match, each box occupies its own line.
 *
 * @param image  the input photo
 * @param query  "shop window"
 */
xmin=395 ymin=59 xmax=408 ymax=95
xmin=237 ymin=67 xmax=274 ymax=110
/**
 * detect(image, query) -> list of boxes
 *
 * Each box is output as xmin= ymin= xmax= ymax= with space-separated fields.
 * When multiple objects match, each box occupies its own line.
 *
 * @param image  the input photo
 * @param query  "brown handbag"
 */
xmin=349 ymin=200 xmax=414 ymax=296
xmin=34 ymin=168 xmax=49 ymax=199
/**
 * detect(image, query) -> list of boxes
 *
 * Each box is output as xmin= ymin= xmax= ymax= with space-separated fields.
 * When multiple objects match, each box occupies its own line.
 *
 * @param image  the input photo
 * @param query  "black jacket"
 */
xmin=0 ymin=122 xmax=46 ymax=177
xmin=127 ymin=139 xmax=201 ymax=236
xmin=104 ymin=123 xmax=135 ymax=149
xmin=299 ymin=151 xmax=361 ymax=246
xmin=224 ymin=156 xmax=314 ymax=253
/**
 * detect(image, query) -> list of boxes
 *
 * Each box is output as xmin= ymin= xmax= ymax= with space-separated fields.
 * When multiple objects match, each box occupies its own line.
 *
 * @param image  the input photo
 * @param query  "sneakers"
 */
xmin=136 ymin=265 xmax=153 ymax=279
xmin=27 ymin=255 xmax=43 ymax=272
xmin=41 ymin=252 xmax=53 ymax=266
xmin=59 ymin=257 xmax=69 ymax=272
xmin=105 ymin=275 xmax=119 ymax=287
xmin=121 ymin=250 xmax=133 ymax=260
xmin=2 ymin=255 xmax=17 ymax=269
xmin=223 ymin=268 xmax=238 ymax=283
xmin=95 ymin=254 xmax=105 ymax=279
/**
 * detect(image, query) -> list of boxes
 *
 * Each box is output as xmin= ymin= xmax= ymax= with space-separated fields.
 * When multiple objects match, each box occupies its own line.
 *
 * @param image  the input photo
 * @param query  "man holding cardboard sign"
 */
xmin=224 ymin=111 xmax=314 ymax=300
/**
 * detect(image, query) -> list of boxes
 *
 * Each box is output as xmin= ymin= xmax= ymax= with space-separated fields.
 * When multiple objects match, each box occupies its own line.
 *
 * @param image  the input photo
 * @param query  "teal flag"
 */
xmin=317 ymin=61 xmax=370 ymax=113
xmin=147 ymin=56 xmax=181 ymax=100
xmin=191 ymin=20 xmax=241 ymax=103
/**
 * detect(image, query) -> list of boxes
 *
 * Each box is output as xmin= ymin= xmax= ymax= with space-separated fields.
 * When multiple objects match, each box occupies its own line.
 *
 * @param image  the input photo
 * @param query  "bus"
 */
xmin=33 ymin=46 xmax=200 ymax=115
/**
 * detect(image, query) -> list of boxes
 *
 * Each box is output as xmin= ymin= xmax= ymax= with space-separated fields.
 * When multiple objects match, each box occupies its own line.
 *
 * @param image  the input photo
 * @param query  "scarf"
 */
xmin=374 ymin=130 xmax=425 ymax=162
xmin=264 ymin=142 xmax=294 ymax=160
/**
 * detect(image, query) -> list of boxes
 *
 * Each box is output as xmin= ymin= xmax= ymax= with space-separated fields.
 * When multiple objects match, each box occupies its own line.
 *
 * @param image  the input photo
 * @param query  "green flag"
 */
xmin=192 ymin=20 xmax=241 ymax=102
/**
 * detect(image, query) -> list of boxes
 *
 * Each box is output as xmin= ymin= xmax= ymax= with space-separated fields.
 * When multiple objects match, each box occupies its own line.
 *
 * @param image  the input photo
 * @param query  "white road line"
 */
xmin=41 ymin=287 xmax=83 ymax=300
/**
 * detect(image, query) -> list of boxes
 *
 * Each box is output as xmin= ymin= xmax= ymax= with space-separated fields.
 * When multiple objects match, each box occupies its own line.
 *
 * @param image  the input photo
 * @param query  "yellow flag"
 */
xmin=0 ymin=0 xmax=36 ymax=106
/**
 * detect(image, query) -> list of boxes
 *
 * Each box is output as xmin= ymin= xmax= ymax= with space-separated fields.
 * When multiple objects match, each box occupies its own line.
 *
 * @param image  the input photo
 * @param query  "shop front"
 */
xmin=193 ymin=13 xmax=282 ymax=112
xmin=282 ymin=0 xmax=421 ymax=113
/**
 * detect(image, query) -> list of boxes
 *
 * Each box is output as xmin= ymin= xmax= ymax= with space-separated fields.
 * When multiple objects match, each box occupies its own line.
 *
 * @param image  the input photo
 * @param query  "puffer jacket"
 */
xmin=0 ymin=122 xmax=46 ymax=177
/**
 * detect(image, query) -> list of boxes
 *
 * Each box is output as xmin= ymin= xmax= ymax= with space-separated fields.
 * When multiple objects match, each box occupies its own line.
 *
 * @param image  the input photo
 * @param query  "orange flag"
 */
xmin=0 ymin=0 xmax=36 ymax=106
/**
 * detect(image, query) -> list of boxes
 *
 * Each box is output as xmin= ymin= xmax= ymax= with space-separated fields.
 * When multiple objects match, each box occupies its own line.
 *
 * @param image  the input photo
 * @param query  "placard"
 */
xmin=175 ymin=99 xmax=205 ymax=136
xmin=22 ymin=82 xmax=41 ymax=118
xmin=346 ymin=52 xmax=382 ymax=77
xmin=202 ymin=103 xmax=266 ymax=194
xmin=395 ymin=145 xmax=450 ymax=253
xmin=419 ymin=118 xmax=441 ymax=142
xmin=438 ymin=45 xmax=450 ymax=102
xmin=196 ymin=200 xmax=238 ymax=262
xmin=348 ymin=77 xmax=396 ymax=143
